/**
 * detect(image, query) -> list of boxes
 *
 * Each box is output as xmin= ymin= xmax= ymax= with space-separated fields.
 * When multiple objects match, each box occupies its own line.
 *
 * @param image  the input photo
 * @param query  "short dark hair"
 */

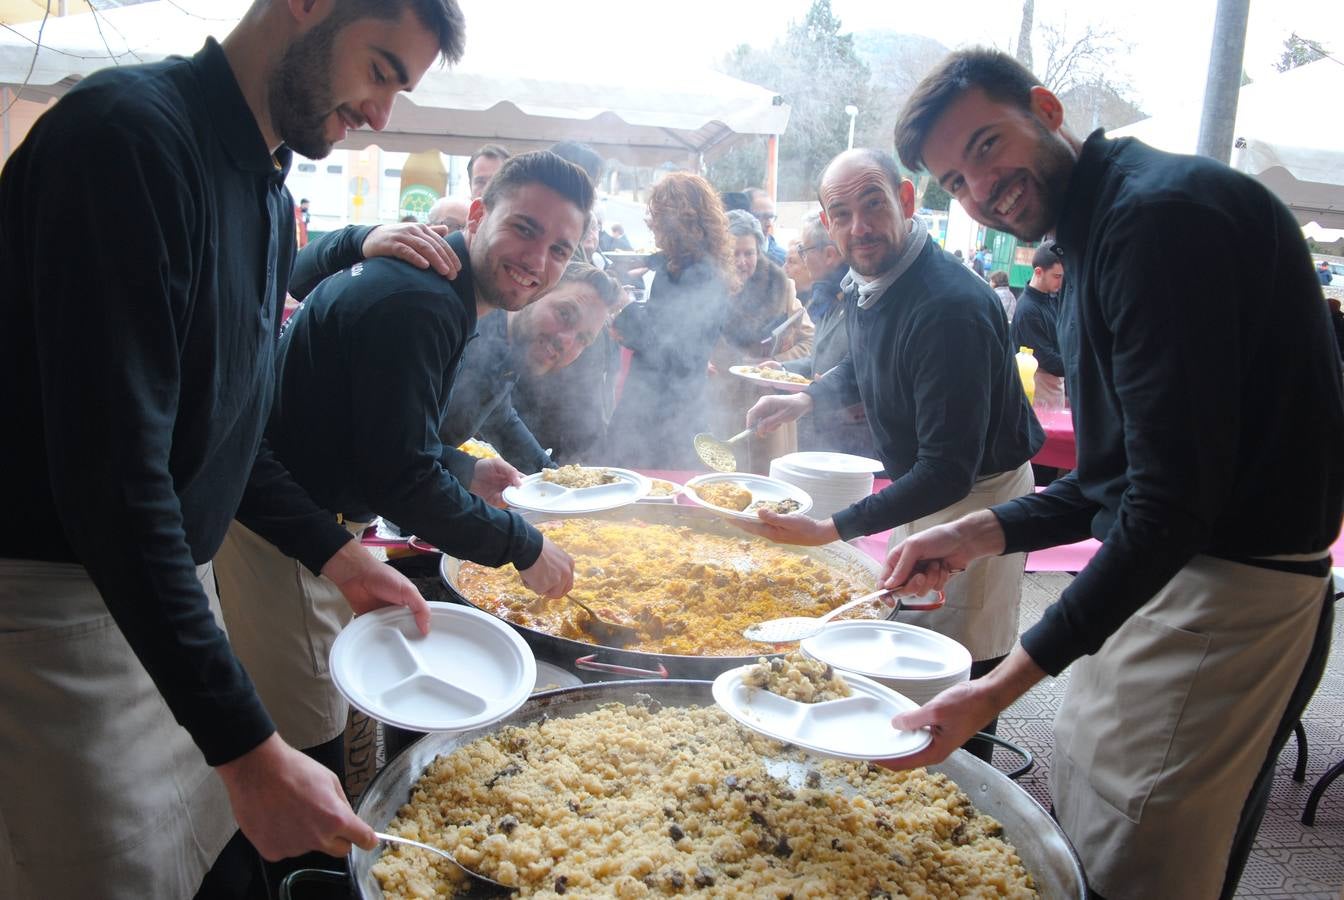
xmin=329 ymin=0 xmax=465 ymax=65
xmin=549 ymin=141 xmax=603 ymax=184
xmin=560 ymin=261 xmax=623 ymax=309
xmin=720 ymin=191 xmax=751 ymax=213
xmin=482 ymin=150 xmax=595 ymax=222
xmin=895 ymin=47 xmax=1041 ymax=173
xmin=988 ymin=270 xmax=1009 ymax=287
xmin=817 ymin=148 xmax=903 ymax=203
xmin=1032 ymin=242 xmax=1062 ymax=271
xmin=468 ymin=143 xmax=511 ymax=180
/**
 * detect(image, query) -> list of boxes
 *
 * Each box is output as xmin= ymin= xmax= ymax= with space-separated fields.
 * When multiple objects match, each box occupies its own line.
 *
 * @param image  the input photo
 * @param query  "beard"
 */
xmin=983 ymin=126 xmax=1075 ymax=242
xmin=268 ymin=21 xmax=340 ymax=160
xmin=471 ymin=234 xmax=540 ymax=314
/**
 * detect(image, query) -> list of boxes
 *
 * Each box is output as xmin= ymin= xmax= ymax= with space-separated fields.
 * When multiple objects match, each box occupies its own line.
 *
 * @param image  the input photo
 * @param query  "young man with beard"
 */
xmin=881 ymin=48 xmax=1343 ymax=900
xmin=212 ymin=151 xmax=590 ymax=794
xmin=0 ymin=1 xmax=464 ymax=896
xmin=743 ymin=149 xmax=1042 ymax=758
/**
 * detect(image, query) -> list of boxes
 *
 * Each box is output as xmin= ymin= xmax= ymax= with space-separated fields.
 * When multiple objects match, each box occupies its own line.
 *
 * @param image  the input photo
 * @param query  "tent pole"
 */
xmin=765 ymin=134 xmax=779 ymax=200
xmin=1196 ymin=0 xmax=1249 ymax=164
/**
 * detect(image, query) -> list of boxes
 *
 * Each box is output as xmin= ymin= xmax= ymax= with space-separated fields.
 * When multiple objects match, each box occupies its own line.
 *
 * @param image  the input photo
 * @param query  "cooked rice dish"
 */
xmin=746 ymin=498 xmax=801 ymax=515
xmin=741 ymin=365 xmax=810 ymax=385
xmin=648 ymin=479 xmax=681 ymax=497
xmin=373 ymin=701 xmax=1038 ymax=898
xmin=542 ymin=465 xmax=619 ymax=489
xmin=695 ymin=482 xmax=753 ymax=511
xmin=457 ymin=519 xmax=882 ymax=655
xmin=743 ymin=652 xmax=851 ymax=703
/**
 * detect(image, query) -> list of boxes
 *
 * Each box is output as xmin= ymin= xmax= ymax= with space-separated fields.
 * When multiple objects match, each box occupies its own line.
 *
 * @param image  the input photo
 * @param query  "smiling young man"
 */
xmin=0 ymin=1 xmax=464 ymax=896
xmin=881 ymin=48 xmax=1344 ymax=900
xmin=743 ymin=149 xmax=1042 ymax=760
xmin=212 ymin=152 xmax=592 ymax=809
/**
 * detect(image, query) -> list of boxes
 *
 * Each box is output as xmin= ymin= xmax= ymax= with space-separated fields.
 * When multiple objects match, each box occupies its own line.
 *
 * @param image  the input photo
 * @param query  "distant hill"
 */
xmin=850 ymin=31 xmax=950 ymax=154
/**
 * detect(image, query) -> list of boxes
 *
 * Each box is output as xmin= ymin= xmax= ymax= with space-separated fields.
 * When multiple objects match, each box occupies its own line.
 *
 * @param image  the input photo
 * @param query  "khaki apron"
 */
xmin=1050 ymin=554 xmax=1327 ymax=900
xmin=214 ymin=519 xmax=365 ymax=751
xmin=1033 ymin=369 xmax=1066 ymax=411
xmin=887 ymin=462 xmax=1033 ymax=661
xmin=0 ymin=559 xmax=235 ymax=900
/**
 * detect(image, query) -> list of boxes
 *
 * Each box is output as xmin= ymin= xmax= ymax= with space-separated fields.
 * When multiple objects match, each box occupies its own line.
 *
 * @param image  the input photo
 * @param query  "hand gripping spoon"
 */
xmin=742 ymin=586 xmax=947 ymax=644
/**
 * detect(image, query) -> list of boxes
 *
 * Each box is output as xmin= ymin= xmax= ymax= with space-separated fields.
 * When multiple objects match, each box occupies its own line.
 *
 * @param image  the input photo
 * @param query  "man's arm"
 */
xmin=478 ymin=395 xmax=555 ymax=475
xmin=288 ymin=225 xmax=375 ymax=299
xmin=289 ymin=223 xmax=461 ymax=300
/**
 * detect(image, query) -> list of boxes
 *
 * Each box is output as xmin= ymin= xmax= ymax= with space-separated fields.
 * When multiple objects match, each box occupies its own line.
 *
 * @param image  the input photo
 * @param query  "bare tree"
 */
xmin=1016 ymin=0 xmax=1034 ymax=70
xmin=1275 ymin=33 xmax=1329 ymax=72
xmin=1039 ymin=20 xmax=1127 ymax=96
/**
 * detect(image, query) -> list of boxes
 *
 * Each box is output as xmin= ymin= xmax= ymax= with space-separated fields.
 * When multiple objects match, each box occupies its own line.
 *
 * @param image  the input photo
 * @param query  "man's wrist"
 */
xmin=319 ymin=536 xmax=366 ymax=586
xmin=950 ymin=509 xmax=1007 ymax=557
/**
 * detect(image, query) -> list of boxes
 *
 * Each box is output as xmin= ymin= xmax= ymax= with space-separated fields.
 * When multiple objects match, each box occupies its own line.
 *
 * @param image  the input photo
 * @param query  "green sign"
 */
xmin=400 ymin=184 xmax=439 ymax=221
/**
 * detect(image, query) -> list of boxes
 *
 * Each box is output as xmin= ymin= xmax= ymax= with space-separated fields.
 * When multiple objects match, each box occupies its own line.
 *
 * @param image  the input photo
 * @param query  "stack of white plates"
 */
xmin=801 ymin=621 xmax=972 ymax=706
xmin=769 ymin=451 xmax=883 ymax=519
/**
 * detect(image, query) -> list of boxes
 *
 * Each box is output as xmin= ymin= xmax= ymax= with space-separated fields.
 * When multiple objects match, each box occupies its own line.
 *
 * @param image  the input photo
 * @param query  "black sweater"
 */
xmin=1010 ymin=284 xmax=1064 ymax=377
xmin=0 ymin=40 xmax=354 ymax=766
xmin=270 ymin=231 xmax=543 ymax=569
xmin=995 ymin=132 xmax=1344 ymax=675
xmin=808 ymin=240 xmax=1042 ymax=539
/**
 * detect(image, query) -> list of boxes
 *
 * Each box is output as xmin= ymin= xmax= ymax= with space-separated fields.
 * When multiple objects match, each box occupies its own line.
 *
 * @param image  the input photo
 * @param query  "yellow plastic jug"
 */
xmin=1016 ymin=347 xmax=1038 ymax=405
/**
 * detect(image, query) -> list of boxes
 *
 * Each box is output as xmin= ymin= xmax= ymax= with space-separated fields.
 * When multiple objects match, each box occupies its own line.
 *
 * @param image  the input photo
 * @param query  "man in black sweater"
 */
xmin=886 ymin=48 xmax=1343 ymax=900
xmin=213 ymin=151 xmax=590 ymax=795
xmin=0 ymin=1 xmax=464 ymax=896
xmin=744 ymin=149 xmax=1042 ymax=755
xmin=1010 ymin=242 xmax=1066 ymax=410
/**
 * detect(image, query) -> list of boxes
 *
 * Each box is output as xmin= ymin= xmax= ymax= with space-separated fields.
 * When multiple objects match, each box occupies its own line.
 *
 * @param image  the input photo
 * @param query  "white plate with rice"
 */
xmin=712 ymin=665 xmax=932 ymax=761
xmin=502 ymin=467 xmax=650 ymax=514
xmin=683 ymin=472 xmax=812 ymax=521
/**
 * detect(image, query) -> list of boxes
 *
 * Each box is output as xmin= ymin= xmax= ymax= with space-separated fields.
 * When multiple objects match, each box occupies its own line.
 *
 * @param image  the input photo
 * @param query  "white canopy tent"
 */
xmin=1108 ymin=59 xmax=1344 ymax=229
xmin=0 ymin=0 xmax=790 ymax=168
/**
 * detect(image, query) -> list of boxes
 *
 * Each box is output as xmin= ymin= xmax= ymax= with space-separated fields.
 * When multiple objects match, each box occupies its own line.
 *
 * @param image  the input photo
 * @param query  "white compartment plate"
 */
xmin=775 ymin=451 xmax=885 ymax=475
xmin=502 ymin=467 xmax=650 ymax=514
xmin=801 ymin=621 xmax=972 ymax=684
xmin=532 ymin=661 xmax=582 ymax=693
xmin=330 ymin=603 xmax=535 ymax=732
xmin=637 ymin=477 xmax=685 ymax=504
xmin=728 ymin=364 xmax=813 ymax=393
xmin=683 ymin=472 xmax=813 ymax=521
xmin=712 ymin=666 xmax=932 ymax=761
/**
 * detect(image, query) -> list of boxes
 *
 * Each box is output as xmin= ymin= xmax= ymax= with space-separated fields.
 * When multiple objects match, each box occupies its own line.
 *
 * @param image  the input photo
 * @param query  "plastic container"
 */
xmin=1016 ymin=346 xmax=1038 ymax=406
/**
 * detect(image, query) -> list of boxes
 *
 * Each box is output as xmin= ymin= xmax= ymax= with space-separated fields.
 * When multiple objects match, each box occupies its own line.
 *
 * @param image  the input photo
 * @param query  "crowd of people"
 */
xmin=1 ymin=2 xmax=1341 ymax=899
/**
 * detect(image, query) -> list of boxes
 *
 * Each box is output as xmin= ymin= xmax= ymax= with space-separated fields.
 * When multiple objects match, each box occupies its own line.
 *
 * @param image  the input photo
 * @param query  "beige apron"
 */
xmin=214 ymin=519 xmax=365 ymax=751
xmin=1033 ymin=369 xmax=1066 ymax=411
xmin=1050 ymin=554 xmax=1327 ymax=900
xmin=0 ymin=559 xmax=235 ymax=900
xmin=887 ymin=462 xmax=1033 ymax=661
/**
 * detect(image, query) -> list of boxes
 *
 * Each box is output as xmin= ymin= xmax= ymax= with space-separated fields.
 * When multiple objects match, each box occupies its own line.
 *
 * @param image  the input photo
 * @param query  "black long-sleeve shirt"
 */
xmin=1010 ymin=284 xmax=1064 ymax=377
xmin=0 ymin=40 xmax=353 ymax=766
xmin=270 ymin=231 xmax=543 ymax=569
xmin=808 ymin=240 xmax=1042 ymax=539
xmin=994 ymin=132 xmax=1344 ymax=675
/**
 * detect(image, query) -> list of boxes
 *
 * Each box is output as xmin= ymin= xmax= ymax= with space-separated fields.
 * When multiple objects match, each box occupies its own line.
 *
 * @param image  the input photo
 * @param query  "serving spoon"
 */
xmin=693 ymin=428 xmax=752 ymax=472
xmin=743 ymin=586 xmax=947 ymax=644
xmin=565 ymin=595 xmax=640 ymax=647
xmin=374 ymin=831 xmax=509 ymax=893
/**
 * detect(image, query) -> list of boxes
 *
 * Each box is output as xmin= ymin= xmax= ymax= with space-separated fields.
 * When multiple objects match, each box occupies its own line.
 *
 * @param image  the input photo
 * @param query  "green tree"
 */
xmin=709 ymin=0 xmax=871 ymax=200
xmin=920 ymin=179 xmax=951 ymax=212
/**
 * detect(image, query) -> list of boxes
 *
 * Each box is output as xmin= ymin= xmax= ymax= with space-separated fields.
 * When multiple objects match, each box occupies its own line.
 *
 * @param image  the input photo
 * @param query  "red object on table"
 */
xmin=1031 ymin=407 xmax=1076 ymax=469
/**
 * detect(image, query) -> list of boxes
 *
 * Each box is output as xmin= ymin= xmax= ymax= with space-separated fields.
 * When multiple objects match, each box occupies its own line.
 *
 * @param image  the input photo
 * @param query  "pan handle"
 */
xmin=894 ymin=589 xmax=946 ymax=612
xmin=279 ymin=869 xmax=347 ymax=900
xmin=574 ymin=654 xmax=670 ymax=678
xmin=965 ymin=732 xmax=1035 ymax=781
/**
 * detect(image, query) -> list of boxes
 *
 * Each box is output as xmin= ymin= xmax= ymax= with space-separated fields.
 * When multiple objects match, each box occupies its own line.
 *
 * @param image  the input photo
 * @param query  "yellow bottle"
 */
xmin=1016 ymin=346 xmax=1038 ymax=406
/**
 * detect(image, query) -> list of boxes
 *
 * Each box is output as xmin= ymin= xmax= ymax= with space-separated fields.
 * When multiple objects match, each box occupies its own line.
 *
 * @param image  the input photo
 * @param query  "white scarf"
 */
xmin=848 ymin=216 xmax=929 ymax=310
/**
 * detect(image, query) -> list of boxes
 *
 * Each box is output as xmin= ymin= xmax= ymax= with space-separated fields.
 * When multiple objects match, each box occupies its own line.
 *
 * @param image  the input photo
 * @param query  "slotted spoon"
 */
xmin=743 ymin=586 xmax=946 ymax=644
xmin=693 ymin=428 xmax=752 ymax=472
xmin=375 ymin=831 xmax=509 ymax=892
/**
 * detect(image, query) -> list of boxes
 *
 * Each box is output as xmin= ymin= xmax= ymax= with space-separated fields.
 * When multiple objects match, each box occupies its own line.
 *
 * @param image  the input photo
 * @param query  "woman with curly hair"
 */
xmin=708 ymin=210 xmax=814 ymax=472
xmin=607 ymin=172 xmax=735 ymax=468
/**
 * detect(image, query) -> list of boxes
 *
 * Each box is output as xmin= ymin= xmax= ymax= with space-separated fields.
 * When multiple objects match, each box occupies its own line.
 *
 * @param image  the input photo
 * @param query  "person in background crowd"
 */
xmin=708 ymin=210 xmax=814 ymax=472
xmin=0 ymin=1 xmax=463 ymax=896
xmin=213 ymin=151 xmax=589 ymax=829
xmin=776 ymin=213 xmax=874 ymax=457
xmin=296 ymin=196 xmax=311 ymax=247
xmin=988 ymin=269 xmax=1016 ymax=321
xmin=970 ymin=246 xmax=987 ymax=278
xmin=743 ymin=149 xmax=1042 ymax=761
xmin=746 ymin=186 xmax=787 ymax=265
xmin=427 ymin=195 xmax=470 ymax=230
xmin=1011 ymin=243 xmax=1066 ymax=411
xmin=608 ymin=222 xmax=634 ymax=251
xmin=606 ymin=172 xmax=735 ymax=468
xmin=1319 ymin=259 xmax=1334 ymax=285
xmin=784 ymin=238 xmax=814 ymax=299
xmin=884 ymin=47 xmax=1343 ymax=900
xmin=1327 ymin=297 xmax=1344 ymax=363
xmin=467 ymin=142 xmax=510 ymax=199
xmin=551 ymin=140 xmax=603 ymax=186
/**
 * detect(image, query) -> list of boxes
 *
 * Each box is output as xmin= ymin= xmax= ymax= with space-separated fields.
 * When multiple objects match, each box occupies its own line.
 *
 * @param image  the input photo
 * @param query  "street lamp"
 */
xmin=844 ymin=104 xmax=858 ymax=150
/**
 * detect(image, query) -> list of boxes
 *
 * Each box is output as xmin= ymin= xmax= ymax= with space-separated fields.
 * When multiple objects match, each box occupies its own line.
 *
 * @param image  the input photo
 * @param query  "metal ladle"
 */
xmin=566 ymin=595 xmax=640 ymax=647
xmin=693 ymin=428 xmax=752 ymax=472
xmin=375 ymin=831 xmax=509 ymax=893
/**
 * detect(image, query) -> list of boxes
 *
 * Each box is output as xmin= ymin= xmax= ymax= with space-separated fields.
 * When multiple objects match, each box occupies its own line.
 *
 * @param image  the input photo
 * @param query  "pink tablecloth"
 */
xmin=1031 ymin=407 xmax=1076 ymax=470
